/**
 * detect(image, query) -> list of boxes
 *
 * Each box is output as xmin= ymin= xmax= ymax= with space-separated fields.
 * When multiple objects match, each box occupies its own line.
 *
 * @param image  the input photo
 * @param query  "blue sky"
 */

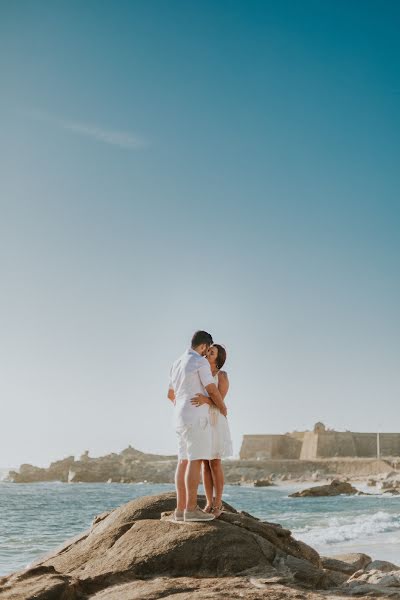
xmin=0 ymin=1 xmax=399 ymax=466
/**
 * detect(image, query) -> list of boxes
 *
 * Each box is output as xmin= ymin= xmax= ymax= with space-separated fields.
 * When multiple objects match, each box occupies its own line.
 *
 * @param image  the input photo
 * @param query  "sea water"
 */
xmin=1 ymin=481 xmax=399 ymax=576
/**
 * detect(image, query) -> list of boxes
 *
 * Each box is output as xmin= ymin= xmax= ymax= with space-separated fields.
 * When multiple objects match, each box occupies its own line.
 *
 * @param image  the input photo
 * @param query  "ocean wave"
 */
xmin=0 ymin=469 xmax=11 ymax=482
xmin=295 ymin=511 xmax=400 ymax=546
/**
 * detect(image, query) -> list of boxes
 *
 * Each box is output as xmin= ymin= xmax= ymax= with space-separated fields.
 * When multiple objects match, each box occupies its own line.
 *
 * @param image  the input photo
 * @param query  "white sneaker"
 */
xmin=184 ymin=507 xmax=215 ymax=522
xmin=173 ymin=509 xmax=184 ymax=522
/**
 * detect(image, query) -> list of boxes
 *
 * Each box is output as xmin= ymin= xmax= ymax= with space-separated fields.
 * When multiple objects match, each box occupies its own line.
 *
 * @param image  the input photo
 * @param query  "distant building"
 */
xmin=240 ymin=423 xmax=400 ymax=460
xmin=80 ymin=450 xmax=90 ymax=462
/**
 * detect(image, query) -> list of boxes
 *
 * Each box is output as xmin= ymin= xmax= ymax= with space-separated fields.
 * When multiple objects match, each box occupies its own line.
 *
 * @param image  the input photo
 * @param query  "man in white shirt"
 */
xmin=168 ymin=330 xmax=227 ymax=522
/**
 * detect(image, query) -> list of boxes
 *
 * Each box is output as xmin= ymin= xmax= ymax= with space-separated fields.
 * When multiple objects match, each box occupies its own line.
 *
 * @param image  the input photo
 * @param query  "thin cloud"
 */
xmin=24 ymin=109 xmax=147 ymax=150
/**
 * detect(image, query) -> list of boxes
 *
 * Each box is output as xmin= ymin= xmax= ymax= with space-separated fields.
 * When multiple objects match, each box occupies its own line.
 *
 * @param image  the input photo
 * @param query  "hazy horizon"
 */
xmin=1 ymin=0 xmax=399 ymax=468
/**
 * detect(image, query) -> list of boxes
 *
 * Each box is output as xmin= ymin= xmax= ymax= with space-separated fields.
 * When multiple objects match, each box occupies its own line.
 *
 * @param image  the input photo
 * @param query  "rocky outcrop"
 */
xmin=7 ymin=447 xmax=177 ymax=484
xmin=8 ymin=448 xmax=400 ymax=484
xmin=23 ymin=493 xmax=323 ymax=582
xmin=1 ymin=493 xmax=400 ymax=599
xmin=9 ymin=457 xmax=76 ymax=483
xmin=289 ymin=479 xmax=363 ymax=497
xmin=0 ymin=492 xmax=333 ymax=599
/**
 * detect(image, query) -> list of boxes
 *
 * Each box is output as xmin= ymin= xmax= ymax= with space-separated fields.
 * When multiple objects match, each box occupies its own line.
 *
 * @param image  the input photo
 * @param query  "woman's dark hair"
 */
xmin=191 ymin=330 xmax=213 ymax=348
xmin=213 ymin=344 xmax=227 ymax=370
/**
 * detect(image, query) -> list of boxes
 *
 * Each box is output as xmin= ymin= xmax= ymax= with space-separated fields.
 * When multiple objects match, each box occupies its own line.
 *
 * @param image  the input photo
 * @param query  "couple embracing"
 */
xmin=168 ymin=330 xmax=233 ymax=522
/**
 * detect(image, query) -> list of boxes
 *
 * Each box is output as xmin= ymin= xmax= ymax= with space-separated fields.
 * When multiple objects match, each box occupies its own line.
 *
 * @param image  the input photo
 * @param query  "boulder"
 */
xmin=289 ymin=480 xmax=360 ymax=497
xmin=0 ymin=492 xmax=333 ymax=599
xmin=321 ymin=555 xmax=368 ymax=575
xmin=348 ymin=569 xmax=400 ymax=587
xmin=366 ymin=560 xmax=400 ymax=572
xmin=253 ymin=479 xmax=274 ymax=487
xmin=323 ymin=568 xmax=349 ymax=586
xmin=329 ymin=553 xmax=372 ymax=572
xmin=0 ymin=565 xmax=83 ymax=599
xmin=345 ymin=583 xmax=400 ymax=596
xmin=274 ymin=554 xmax=326 ymax=588
xmin=343 ymin=568 xmax=400 ymax=596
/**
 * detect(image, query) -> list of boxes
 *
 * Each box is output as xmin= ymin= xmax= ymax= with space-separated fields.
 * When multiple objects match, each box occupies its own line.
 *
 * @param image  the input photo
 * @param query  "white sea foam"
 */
xmin=295 ymin=511 xmax=400 ymax=546
xmin=0 ymin=468 xmax=12 ymax=481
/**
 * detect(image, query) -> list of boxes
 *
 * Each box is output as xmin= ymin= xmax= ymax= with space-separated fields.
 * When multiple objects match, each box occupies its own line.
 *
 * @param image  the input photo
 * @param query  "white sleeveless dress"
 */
xmin=209 ymin=372 xmax=233 ymax=459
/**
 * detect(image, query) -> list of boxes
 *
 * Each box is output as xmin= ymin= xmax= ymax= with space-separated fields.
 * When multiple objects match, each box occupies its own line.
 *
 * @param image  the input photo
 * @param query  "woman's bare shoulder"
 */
xmin=219 ymin=370 xmax=229 ymax=380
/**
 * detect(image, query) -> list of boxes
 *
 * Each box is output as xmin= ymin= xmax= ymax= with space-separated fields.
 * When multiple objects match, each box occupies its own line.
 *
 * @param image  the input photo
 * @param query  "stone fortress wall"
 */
xmin=240 ymin=422 xmax=400 ymax=460
xmin=239 ymin=434 xmax=302 ymax=460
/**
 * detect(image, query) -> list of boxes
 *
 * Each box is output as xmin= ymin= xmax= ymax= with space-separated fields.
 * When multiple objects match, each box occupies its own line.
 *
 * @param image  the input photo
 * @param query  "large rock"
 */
xmin=0 ymin=565 xmax=82 ymax=600
xmin=8 ymin=493 xmax=400 ymax=600
xmin=253 ymin=478 xmax=274 ymax=487
xmin=332 ymin=553 xmax=372 ymax=571
xmin=0 ymin=492 xmax=335 ymax=599
xmin=316 ymin=556 xmax=400 ymax=597
xmin=366 ymin=560 xmax=400 ymax=572
xmin=343 ymin=568 xmax=400 ymax=597
xmin=347 ymin=569 xmax=400 ymax=587
xmin=321 ymin=553 xmax=372 ymax=575
xmin=289 ymin=479 xmax=361 ymax=497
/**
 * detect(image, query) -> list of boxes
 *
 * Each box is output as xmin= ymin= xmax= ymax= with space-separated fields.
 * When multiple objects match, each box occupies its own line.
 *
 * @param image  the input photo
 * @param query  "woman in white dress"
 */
xmin=191 ymin=344 xmax=233 ymax=517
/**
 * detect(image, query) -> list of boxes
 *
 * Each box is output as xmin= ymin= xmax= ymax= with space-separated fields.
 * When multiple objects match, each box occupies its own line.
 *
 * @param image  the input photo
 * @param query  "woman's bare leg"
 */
xmin=210 ymin=459 xmax=224 ymax=509
xmin=202 ymin=460 xmax=214 ymax=511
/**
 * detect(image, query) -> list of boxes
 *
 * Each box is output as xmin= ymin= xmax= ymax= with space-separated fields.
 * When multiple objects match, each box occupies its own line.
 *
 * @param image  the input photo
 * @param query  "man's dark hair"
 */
xmin=191 ymin=330 xmax=213 ymax=349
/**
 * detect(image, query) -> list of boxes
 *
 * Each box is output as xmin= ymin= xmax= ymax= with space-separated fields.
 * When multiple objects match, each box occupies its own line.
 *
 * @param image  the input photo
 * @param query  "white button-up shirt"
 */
xmin=169 ymin=348 xmax=215 ymax=426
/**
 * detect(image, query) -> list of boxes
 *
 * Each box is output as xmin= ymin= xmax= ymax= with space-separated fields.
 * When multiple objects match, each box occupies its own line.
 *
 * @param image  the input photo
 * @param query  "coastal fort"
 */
xmin=240 ymin=422 xmax=400 ymax=460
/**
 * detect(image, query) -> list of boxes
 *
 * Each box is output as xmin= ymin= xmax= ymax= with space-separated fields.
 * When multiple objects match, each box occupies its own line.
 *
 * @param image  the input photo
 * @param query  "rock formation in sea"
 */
xmin=1 ymin=492 xmax=400 ymax=599
xmin=289 ymin=479 xmax=365 ymax=497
